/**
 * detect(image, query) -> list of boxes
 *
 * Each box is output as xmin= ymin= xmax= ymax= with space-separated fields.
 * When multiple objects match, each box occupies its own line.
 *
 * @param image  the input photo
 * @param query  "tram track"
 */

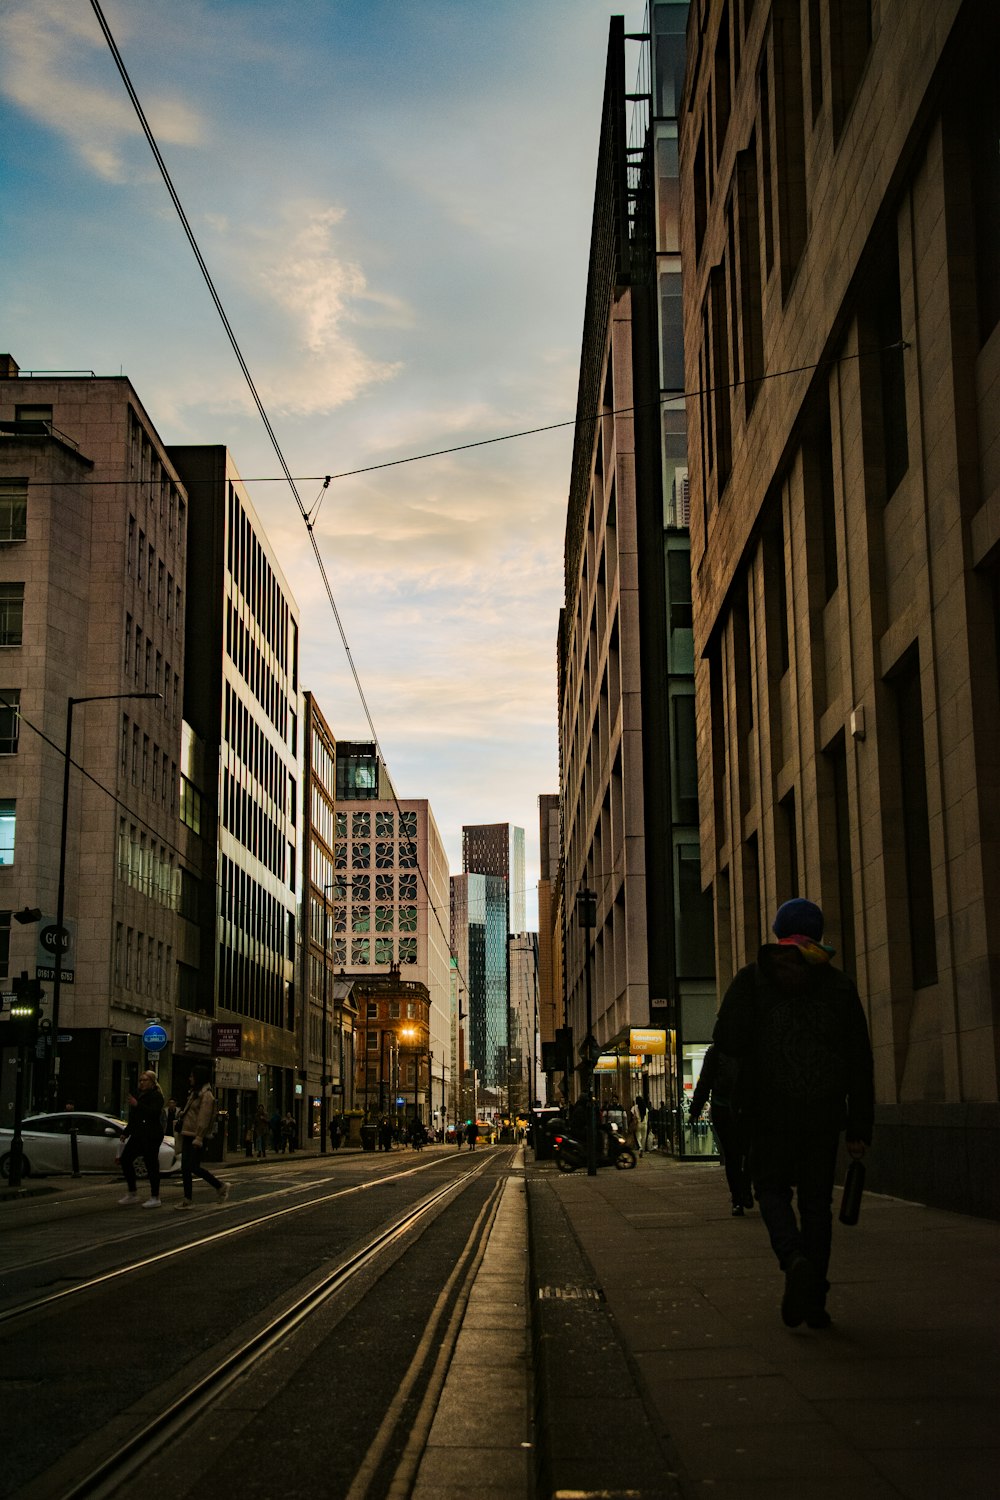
xmin=0 ymin=1150 xmax=468 ymax=1327
xmin=6 ymin=1150 xmax=520 ymax=1500
xmin=55 ymin=1163 xmax=503 ymax=1500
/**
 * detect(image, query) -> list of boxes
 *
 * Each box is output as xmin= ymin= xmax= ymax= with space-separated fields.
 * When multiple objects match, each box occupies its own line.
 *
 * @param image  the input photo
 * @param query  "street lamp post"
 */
xmin=320 ymin=878 xmax=351 ymax=1153
xmin=48 ymin=691 xmax=160 ymax=1109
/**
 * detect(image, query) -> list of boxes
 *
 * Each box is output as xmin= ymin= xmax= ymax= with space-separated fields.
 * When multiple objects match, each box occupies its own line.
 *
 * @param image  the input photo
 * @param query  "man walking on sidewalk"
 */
xmin=712 ymin=898 xmax=874 ymax=1328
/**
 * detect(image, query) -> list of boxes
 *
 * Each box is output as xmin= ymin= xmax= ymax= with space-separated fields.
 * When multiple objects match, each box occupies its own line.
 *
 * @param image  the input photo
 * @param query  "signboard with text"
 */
xmin=629 ymin=1027 xmax=667 ymax=1056
xmin=212 ymin=1022 xmax=243 ymax=1058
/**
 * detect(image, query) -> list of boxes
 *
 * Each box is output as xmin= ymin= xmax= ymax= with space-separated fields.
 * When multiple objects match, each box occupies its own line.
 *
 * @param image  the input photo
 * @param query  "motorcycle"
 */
xmin=552 ymin=1126 xmax=637 ymax=1172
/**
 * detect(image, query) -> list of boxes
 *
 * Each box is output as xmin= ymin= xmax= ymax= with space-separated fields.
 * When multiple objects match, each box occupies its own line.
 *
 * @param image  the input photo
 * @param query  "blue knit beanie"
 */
xmin=772 ymin=898 xmax=824 ymax=940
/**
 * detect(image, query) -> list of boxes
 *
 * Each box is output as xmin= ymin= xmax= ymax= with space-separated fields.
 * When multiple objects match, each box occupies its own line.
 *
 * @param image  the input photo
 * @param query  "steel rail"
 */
xmin=58 ymin=1156 xmax=499 ymax=1500
xmin=0 ymin=1150 xmax=481 ymax=1327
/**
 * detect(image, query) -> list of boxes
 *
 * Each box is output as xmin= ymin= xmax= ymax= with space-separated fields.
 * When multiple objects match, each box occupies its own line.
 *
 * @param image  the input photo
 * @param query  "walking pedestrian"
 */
xmin=465 ymin=1119 xmax=478 ymax=1151
xmin=630 ymin=1093 xmax=650 ymax=1156
xmin=164 ymin=1097 xmax=178 ymax=1138
xmin=117 ymin=1070 xmax=166 ymax=1209
xmin=254 ymin=1105 xmax=269 ymax=1158
xmin=329 ymin=1116 xmax=342 ymax=1151
xmin=282 ymin=1111 xmax=298 ymax=1153
xmin=712 ymin=898 xmax=873 ymax=1329
xmin=689 ymin=1046 xmax=753 ymax=1215
xmin=174 ymin=1065 xmax=230 ymax=1210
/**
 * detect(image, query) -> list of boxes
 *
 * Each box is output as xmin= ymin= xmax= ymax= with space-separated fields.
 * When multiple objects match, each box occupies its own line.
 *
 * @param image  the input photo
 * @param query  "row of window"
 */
xmin=220 ymin=853 xmax=295 ymax=963
xmin=113 ymin=922 xmax=174 ymax=999
xmin=226 ymin=481 xmax=294 ymax=678
xmin=120 ymin=715 xmax=177 ymax=810
xmin=224 ymin=680 xmax=290 ymax=817
xmin=218 ymin=940 xmax=290 ymax=1029
xmin=222 ymin=767 xmax=289 ymax=884
xmin=334 ymin=841 xmax=418 ymax=871
xmin=335 ymin=809 xmax=417 ymax=840
xmin=331 ymin=905 xmax=418 ymax=935
xmin=124 ymin=615 xmax=180 ymax=721
xmin=127 ymin=408 xmax=186 ymax=548
xmin=125 ymin=519 xmax=182 ymax=633
xmin=225 ymin=597 xmax=291 ymax=742
xmin=331 ymin=936 xmax=417 ymax=966
xmin=117 ymin=819 xmax=178 ymax=910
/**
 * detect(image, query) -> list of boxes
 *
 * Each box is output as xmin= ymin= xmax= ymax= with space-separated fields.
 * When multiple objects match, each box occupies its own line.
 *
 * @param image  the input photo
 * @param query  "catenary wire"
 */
xmin=87 ymin=0 xmax=473 ymax=998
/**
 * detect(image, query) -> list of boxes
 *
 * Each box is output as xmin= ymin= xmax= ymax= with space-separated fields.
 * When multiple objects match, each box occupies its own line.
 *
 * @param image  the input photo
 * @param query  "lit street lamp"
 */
xmin=48 ymin=692 xmax=161 ymax=1108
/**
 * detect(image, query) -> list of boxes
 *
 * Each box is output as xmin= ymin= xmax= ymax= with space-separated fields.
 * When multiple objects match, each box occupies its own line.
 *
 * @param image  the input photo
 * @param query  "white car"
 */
xmin=0 ymin=1112 xmax=177 ymax=1180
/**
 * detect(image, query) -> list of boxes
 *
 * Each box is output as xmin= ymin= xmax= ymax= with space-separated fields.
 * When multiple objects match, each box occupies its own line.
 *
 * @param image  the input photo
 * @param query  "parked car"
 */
xmin=0 ymin=1111 xmax=177 ymax=1180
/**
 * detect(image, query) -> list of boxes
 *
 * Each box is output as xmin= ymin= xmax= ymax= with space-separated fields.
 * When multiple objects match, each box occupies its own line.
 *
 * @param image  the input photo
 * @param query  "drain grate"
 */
xmin=537 ymin=1284 xmax=602 ymax=1301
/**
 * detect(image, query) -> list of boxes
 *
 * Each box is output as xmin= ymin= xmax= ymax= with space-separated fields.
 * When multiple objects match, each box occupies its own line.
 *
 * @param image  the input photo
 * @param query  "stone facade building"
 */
xmin=681 ymin=0 xmax=1000 ymax=1211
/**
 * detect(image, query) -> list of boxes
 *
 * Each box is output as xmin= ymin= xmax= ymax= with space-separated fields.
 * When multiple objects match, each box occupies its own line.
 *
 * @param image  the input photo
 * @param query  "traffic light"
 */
xmin=8 ymin=972 xmax=43 ymax=1048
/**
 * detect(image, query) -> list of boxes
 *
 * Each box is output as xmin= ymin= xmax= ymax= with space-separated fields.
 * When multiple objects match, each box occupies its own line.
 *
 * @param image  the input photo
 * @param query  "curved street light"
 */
xmin=48 ymin=691 xmax=161 ymax=1108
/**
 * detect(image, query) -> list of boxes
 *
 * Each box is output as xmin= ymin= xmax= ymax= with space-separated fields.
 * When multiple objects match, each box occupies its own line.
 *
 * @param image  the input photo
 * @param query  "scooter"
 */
xmin=552 ymin=1126 xmax=637 ymax=1172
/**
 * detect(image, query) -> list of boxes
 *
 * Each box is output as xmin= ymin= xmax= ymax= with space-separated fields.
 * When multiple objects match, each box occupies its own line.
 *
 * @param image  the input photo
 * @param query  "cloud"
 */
xmin=0 ymin=0 xmax=205 ymax=182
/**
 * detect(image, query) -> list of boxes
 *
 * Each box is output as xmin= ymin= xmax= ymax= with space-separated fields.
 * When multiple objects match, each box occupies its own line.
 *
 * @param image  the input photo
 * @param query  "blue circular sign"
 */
xmin=142 ymin=1024 xmax=169 ymax=1053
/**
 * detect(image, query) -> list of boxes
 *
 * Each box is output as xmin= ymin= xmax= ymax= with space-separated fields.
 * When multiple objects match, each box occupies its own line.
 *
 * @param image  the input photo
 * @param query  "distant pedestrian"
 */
xmin=379 ymin=1117 xmax=394 ymax=1152
xmin=690 ymin=1046 xmax=752 ymax=1215
xmin=254 ymin=1105 xmax=269 ymax=1158
xmin=174 ymin=1066 xmax=229 ymax=1210
xmin=631 ymin=1093 xmax=650 ymax=1156
xmin=465 ymin=1119 xmax=478 ymax=1151
xmin=282 ymin=1111 xmax=298 ymax=1153
xmin=243 ymin=1120 xmax=254 ymax=1158
xmin=117 ymin=1070 xmax=165 ymax=1210
xmin=713 ymin=898 xmax=873 ymax=1329
xmin=329 ymin=1116 xmax=342 ymax=1151
xmin=164 ymin=1097 xmax=178 ymax=1137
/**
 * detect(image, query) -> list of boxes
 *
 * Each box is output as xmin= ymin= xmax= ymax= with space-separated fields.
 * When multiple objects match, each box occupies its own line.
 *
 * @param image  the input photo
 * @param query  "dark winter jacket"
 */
xmin=123 ymin=1085 xmax=165 ymax=1144
xmin=712 ymin=945 xmax=874 ymax=1142
xmin=690 ymin=1045 xmax=740 ymax=1118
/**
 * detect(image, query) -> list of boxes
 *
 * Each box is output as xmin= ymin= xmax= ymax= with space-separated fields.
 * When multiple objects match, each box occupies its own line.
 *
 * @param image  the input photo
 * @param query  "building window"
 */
xmin=0 ymin=689 xmax=19 ymax=753
xmin=0 ymin=800 xmax=15 ymax=864
xmin=179 ymin=775 xmax=202 ymax=834
xmin=830 ymin=0 xmax=873 ymax=144
xmin=0 ymin=481 xmax=28 ymax=541
xmin=876 ymin=245 xmax=908 ymax=500
xmin=352 ymin=938 xmax=370 ymax=965
xmin=352 ymin=842 xmax=371 ymax=869
xmin=399 ymin=938 xmax=417 ymax=965
xmin=375 ymin=938 xmax=393 ymax=964
xmin=0 ymin=584 xmax=25 ymax=647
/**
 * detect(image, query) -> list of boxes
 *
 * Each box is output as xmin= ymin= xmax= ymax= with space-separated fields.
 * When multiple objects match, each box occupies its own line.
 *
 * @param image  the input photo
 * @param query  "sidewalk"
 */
xmin=527 ymin=1150 xmax=1000 ymax=1500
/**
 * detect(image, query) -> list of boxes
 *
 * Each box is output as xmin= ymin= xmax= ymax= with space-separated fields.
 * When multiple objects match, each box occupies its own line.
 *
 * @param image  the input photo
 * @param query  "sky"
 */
xmin=0 ymin=0 xmax=642 ymax=925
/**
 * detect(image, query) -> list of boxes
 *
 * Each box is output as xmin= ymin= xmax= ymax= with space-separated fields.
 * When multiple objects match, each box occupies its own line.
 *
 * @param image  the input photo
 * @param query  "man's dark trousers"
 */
xmin=752 ymin=1132 xmax=839 ymax=1284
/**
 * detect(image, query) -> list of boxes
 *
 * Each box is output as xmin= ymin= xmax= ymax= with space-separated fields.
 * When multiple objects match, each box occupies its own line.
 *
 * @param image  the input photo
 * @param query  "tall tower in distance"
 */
xmin=461 ymin=823 xmax=525 ymax=933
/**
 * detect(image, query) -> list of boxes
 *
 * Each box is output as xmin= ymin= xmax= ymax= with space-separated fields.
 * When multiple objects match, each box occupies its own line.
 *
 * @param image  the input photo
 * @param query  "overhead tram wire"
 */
xmin=88 ymin=0 xmax=477 ymax=1006
xmin=28 ymin=342 xmax=908 ymax=491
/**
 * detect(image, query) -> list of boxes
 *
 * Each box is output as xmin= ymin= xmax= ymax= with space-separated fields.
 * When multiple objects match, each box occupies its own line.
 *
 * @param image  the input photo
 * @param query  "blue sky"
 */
xmin=1 ymin=0 xmax=641 ymax=919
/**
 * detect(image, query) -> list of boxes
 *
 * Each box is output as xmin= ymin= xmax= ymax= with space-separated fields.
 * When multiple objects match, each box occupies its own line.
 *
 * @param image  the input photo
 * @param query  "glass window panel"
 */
xmin=352 ymin=905 xmax=370 ymax=933
xmin=0 ymin=799 xmax=15 ymax=864
xmin=375 ymin=905 xmax=394 ymax=932
xmin=398 ymin=905 xmax=417 ymax=933
xmin=0 ymin=583 xmax=25 ymax=646
xmin=352 ymin=841 xmax=370 ymax=868
xmin=375 ymin=841 xmax=394 ymax=868
xmin=400 ymin=811 xmax=417 ymax=838
xmin=398 ymin=937 xmax=417 ymax=965
xmin=351 ymin=811 xmax=370 ymax=837
xmin=335 ymin=811 xmax=347 ymax=838
xmin=375 ymin=874 xmax=393 ymax=901
xmin=398 ymin=845 xmax=417 ymax=869
xmin=0 ymin=689 xmax=20 ymax=753
xmin=375 ymin=937 xmax=393 ymax=964
xmin=334 ymin=842 xmax=347 ymax=869
xmin=352 ymin=938 xmax=370 ymax=965
xmin=0 ymin=482 xmax=28 ymax=541
xmin=375 ymin=811 xmax=394 ymax=837
xmin=399 ymin=874 xmax=417 ymax=901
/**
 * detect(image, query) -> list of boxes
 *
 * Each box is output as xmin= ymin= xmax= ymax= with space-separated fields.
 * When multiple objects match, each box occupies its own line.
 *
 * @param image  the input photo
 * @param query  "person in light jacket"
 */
xmin=174 ymin=1065 xmax=229 ymax=1210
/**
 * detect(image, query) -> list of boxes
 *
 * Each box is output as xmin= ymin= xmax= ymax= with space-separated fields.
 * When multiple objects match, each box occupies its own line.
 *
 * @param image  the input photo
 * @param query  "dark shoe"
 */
xmin=742 ymin=1195 xmax=755 ymax=1210
xmin=781 ymin=1256 xmax=812 ymax=1328
xmin=806 ymin=1306 xmax=832 ymax=1329
xmin=731 ymin=1203 xmax=745 ymax=1216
